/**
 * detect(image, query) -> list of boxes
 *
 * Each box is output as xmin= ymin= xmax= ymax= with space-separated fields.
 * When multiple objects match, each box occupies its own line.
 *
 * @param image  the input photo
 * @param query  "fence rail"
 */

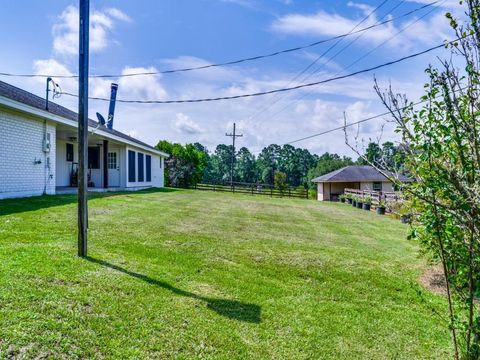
xmin=344 ymin=188 xmax=400 ymax=206
xmin=187 ymin=182 xmax=309 ymax=199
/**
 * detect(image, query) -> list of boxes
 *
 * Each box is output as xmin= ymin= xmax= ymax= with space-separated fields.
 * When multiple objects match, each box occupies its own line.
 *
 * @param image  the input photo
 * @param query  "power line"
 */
xmin=225 ymin=123 xmax=243 ymax=186
xmin=284 ymin=84 xmax=469 ymax=145
xmin=260 ymin=0 xmax=443 ymax=125
xmin=0 ymin=1 xmax=438 ymax=80
xmin=58 ymin=40 xmax=456 ymax=104
xmin=245 ymin=0 xmax=393 ymax=123
xmin=333 ymin=1 xmax=442 ymax=75
xmin=285 ymin=109 xmax=400 ymax=145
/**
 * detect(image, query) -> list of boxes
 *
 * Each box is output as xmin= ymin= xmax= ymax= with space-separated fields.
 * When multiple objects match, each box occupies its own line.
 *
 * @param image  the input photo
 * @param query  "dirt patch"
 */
xmin=419 ymin=265 xmax=447 ymax=296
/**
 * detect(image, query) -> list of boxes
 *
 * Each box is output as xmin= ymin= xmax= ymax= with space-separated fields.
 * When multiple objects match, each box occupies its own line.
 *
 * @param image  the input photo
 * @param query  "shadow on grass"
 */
xmin=0 ymin=188 xmax=182 ymax=216
xmin=84 ymin=256 xmax=261 ymax=324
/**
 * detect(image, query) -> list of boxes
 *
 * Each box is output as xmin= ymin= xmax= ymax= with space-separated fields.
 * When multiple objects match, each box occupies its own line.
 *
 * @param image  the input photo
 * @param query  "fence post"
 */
xmin=270 ymin=187 xmax=273 ymax=197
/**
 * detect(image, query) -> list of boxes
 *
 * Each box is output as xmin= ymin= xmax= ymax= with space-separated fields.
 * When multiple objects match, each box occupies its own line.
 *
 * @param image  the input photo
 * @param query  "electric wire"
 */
xmin=0 ymin=1 xmax=438 ymax=79
xmin=260 ymin=0 xmax=444 ymax=125
xmin=245 ymin=0 xmax=393 ymax=122
xmin=57 ymin=40 xmax=457 ymax=104
xmin=248 ymin=0 xmax=411 ymax=124
xmin=284 ymin=84 xmax=469 ymax=145
xmin=285 ymin=109 xmax=404 ymax=145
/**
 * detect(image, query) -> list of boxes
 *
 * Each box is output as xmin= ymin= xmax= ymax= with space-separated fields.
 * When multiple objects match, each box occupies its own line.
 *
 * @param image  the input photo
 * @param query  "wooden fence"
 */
xmin=189 ymin=182 xmax=309 ymax=199
xmin=344 ymin=188 xmax=400 ymax=207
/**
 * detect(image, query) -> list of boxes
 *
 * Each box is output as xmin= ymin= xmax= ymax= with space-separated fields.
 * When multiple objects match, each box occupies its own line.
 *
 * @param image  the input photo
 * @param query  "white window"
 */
xmin=107 ymin=152 xmax=117 ymax=169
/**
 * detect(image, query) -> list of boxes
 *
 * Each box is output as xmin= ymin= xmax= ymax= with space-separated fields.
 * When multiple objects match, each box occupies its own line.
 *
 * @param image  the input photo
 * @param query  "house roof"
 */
xmin=0 ymin=80 xmax=167 ymax=156
xmin=311 ymin=165 xmax=411 ymax=183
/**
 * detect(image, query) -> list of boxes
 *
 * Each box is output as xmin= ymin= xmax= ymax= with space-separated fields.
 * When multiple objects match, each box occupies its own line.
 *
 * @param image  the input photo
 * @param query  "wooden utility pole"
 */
xmin=225 ymin=123 xmax=243 ymax=187
xmin=78 ymin=0 xmax=89 ymax=257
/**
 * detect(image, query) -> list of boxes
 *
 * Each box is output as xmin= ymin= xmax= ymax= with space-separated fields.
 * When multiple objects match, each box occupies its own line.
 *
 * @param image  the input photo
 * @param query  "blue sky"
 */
xmin=0 ymin=0 xmax=462 ymax=155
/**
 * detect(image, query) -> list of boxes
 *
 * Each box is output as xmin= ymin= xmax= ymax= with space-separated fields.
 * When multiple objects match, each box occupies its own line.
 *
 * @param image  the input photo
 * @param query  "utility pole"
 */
xmin=78 ymin=0 xmax=89 ymax=257
xmin=225 ymin=123 xmax=243 ymax=187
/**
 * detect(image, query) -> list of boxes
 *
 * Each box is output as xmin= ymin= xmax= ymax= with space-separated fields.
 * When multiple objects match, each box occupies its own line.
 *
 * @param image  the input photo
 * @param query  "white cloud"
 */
xmin=52 ymin=6 xmax=78 ymax=56
xmin=105 ymin=8 xmax=133 ymax=23
xmin=174 ymin=113 xmax=204 ymax=135
xmin=270 ymin=3 xmax=454 ymax=51
xmin=117 ymin=66 xmax=167 ymax=100
xmin=33 ymin=58 xmax=73 ymax=79
xmin=52 ymin=5 xmax=131 ymax=56
xmin=32 ymin=58 xmax=78 ymax=94
xmin=347 ymin=1 xmax=374 ymax=15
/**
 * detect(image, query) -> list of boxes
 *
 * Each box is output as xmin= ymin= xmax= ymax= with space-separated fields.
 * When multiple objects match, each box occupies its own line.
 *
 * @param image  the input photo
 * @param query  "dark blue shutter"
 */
xmin=128 ymin=150 xmax=136 ymax=182
xmin=146 ymin=155 xmax=152 ymax=182
xmin=138 ymin=153 xmax=144 ymax=182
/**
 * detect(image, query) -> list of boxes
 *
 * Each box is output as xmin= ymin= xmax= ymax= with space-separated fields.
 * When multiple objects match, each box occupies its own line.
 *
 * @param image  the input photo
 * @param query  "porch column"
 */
xmin=103 ymin=140 xmax=109 ymax=188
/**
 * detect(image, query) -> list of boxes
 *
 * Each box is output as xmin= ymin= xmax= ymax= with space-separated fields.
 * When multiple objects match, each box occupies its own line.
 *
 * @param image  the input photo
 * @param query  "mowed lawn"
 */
xmin=0 ymin=189 xmax=451 ymax=359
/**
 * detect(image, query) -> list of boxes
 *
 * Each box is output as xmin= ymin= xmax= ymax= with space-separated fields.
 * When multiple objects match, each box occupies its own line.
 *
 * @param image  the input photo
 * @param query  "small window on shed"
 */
xmin=373 ymin=182 xmax=382 ymax=191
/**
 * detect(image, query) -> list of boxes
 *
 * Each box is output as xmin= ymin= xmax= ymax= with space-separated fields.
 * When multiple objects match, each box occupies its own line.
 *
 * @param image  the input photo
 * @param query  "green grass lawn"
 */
xmin=0 ymin=189 xmax=451 ymax=359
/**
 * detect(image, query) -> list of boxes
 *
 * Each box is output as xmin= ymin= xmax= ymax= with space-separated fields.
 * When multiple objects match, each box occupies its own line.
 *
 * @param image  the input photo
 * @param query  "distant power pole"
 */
xmin=225 ymin=123 xmax=243 ymax=187
xmin=78 ymin=0 xmax=89 ymax=257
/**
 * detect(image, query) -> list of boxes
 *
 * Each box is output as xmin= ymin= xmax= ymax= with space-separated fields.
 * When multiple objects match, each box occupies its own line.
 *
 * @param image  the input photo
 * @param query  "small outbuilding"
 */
xmin=311 ymin=165 xmax=409 ymax=201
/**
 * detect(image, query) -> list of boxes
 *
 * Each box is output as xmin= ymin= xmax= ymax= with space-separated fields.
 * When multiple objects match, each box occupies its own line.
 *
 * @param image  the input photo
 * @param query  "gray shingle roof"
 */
xmin=311 ymin=165 xmax=410 ymax=183
xmin=0 ymin=80 xmax=163 ymax=154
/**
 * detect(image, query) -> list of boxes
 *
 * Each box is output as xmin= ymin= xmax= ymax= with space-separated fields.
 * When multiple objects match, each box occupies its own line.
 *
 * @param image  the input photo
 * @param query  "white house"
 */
xmin=311 ymin=165 xmax=410 ymax=201
xmin=0 ymin=80 xmax=168 ymax=200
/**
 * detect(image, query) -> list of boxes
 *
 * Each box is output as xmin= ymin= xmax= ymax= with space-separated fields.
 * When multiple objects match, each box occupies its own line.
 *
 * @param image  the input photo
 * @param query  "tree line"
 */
xmin=156 ymin=139 xmax=404 ymax=189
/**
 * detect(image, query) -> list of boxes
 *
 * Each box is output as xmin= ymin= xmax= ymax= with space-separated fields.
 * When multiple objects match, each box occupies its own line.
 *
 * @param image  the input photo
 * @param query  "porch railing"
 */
xmin=344 ymin=188 xmax=400 ymax=207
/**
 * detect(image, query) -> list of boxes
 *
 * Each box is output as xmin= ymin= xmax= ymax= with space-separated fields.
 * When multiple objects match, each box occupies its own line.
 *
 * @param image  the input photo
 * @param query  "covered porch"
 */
xmin=55 ymin=186 xmax=151 ymax=195
xmin=55 ymin=123 xmax=127 ymax=191
xmin=55 ymin=186 xmax=125 ymax=195
xmin=317 ymin=181 xmax=360 ymax=201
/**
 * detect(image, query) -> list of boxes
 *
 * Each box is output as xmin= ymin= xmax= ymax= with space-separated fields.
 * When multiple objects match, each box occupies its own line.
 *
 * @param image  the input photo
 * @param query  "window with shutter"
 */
xmin=138 ymin=153 xmax=144 ymax=182
xmin=128 ymin=150 xmax=136 ymax=182
xmin=146 ymin=155 xmax=151 ymax=182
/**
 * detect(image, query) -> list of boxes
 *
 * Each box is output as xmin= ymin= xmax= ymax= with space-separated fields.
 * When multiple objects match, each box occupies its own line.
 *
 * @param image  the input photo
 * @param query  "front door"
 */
xmin=107 ymin=151 xmax=120 ymax=187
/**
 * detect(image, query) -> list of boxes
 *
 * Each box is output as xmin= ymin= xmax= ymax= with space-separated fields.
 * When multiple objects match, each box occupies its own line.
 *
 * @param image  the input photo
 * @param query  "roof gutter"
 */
xmin=311 ymin=179 xmax=408 ymax=183
xmin=0 ymin=95 xmax=169 ymax=157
